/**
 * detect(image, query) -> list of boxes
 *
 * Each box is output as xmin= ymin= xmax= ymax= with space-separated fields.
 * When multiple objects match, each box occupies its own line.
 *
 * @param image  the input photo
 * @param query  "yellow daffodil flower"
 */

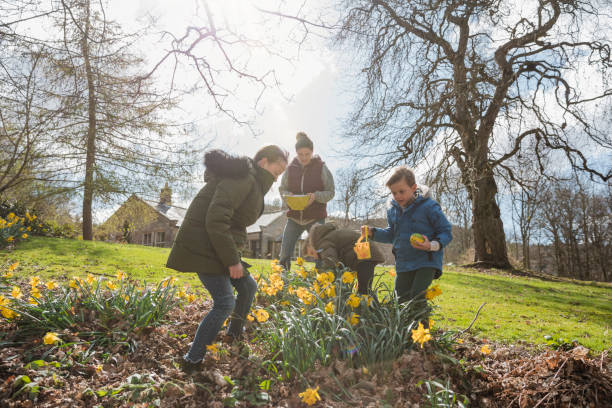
xmin=206 ymin=343 xmax=219 ymax=353
xmin=411 ymin=322 xmax=432 ymax=348
xmin=253 ymin=309 xmax=270 ymax=322
xmin=346 ymin=294 xmax=361 ymax=309
xmin=29 ymin=276 xmax=41 ymax=287
xmin=325 ymin=301 xmax=335 ymax=315
xmin=480 ymin=344 xmax=492 ymax=355
xmin=46 ymin=280 xmax=57 ymax=290
xmin=296 ymin=257 xmax=305 ymax=266
xmin=21 ymin=234 xmax=28 ymax=239
xmin=11 ymin=286 xmax=22 ymax=299
xmin=43 ymin=332 xmax=60 ymax=345
xmin=298 ymin=386 xmax=321 ymax=406
xmin=106 ymin=281 xmax=118 ymax=291
xmin=69 ymin=279 xmax=78 ymax=289
xmin=425 ymin=284 xmax=442 ymax=300
xmin=348 ymin=313 xmax=360 ymax=326
xmin=341 ymin=271 xmax=355 ymax=284
xmin=30 ymin=286 xmax=42 ymax=299
xmin=116 ymin=270 xmax=127 ymax=280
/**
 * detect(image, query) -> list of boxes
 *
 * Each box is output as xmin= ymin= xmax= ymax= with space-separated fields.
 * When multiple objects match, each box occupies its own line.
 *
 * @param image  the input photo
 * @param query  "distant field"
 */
xmin=3 ymin=236 xmax=611 ymax=352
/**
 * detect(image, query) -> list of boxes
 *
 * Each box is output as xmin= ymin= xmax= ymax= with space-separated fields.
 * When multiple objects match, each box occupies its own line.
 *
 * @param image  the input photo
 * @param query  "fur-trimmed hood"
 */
xmin=204 ymin=149 xmax=252 ymax=181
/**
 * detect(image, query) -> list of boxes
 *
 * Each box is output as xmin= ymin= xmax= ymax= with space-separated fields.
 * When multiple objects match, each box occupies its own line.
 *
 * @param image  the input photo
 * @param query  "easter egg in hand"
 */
xmin=410 ymin=233 xmax=426 ymax=244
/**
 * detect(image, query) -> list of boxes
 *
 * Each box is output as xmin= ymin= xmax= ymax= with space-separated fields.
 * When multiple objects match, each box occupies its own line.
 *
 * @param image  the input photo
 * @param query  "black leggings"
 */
xmin=355 ymin=261 xmax=378 ymax=295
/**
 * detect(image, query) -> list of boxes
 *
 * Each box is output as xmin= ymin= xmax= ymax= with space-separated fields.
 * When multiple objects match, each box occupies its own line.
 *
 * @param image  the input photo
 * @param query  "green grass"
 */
xmin=3 ymin=236 xmax=611 ymax=352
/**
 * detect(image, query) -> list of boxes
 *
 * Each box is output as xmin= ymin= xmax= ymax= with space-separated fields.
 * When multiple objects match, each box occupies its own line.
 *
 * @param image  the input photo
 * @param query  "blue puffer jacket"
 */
xmin=373 ymin=195 xmax=452 ymax=272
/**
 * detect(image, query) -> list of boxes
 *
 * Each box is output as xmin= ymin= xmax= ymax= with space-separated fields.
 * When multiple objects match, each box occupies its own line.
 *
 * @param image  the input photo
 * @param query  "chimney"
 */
xmin=159 ymin=182 xmax=172 ymax=206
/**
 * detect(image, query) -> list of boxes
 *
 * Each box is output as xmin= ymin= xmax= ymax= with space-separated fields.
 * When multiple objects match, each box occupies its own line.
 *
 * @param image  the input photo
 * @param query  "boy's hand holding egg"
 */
xmin=410 ymin=233 xmax=431 ymax=251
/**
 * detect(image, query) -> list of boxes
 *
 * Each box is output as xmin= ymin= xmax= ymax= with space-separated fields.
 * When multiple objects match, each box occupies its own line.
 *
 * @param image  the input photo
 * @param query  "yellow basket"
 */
xmin=285 ymin=195 xmax=310 ymax=211
xmin=354 ymin=226 xmax=372 ymax=260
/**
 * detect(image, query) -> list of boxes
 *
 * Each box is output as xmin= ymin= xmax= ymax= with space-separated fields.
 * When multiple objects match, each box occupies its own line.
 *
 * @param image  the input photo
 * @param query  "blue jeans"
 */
xmin=184 ymin=270 xmax=257 ymax=363
xmin=279 ymin=218 xmax=324 ymax=271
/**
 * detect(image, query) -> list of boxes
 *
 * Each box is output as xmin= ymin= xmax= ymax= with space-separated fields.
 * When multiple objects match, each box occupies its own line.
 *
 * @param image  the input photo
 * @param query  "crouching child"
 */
xmin=303 ymin=223 xmax=386 ymax=296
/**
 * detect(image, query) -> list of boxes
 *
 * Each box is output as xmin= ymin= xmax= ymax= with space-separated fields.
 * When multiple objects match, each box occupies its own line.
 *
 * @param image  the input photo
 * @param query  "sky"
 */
xmin=99 ymin=0 xmax=354 ymax=214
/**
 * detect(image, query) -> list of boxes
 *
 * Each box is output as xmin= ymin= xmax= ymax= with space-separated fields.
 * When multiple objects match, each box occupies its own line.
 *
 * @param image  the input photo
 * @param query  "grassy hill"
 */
xmin=2 ymin=236 xmax=611 ymax=352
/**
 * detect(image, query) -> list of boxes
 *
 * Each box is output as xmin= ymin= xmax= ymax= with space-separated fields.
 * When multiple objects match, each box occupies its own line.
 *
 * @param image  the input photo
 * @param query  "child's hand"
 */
xmin=360 ymin=225 xmax=372 ymax=238
xmin=411 ymin=234 xmax=431 ymax=251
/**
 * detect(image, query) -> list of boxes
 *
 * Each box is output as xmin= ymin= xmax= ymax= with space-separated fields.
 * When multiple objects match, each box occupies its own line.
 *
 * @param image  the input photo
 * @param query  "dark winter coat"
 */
xmin=166 ymin=150 xmax=275 ymax=275
xmin=309 ymin=223 xmax=386 ymax=271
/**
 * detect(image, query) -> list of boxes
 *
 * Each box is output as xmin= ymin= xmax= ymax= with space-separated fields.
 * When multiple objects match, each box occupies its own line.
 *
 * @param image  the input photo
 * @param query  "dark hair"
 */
xmin=295 ymin=132 xmax=313 ymax=151
xmin=386 ymin=166 xmax=416 ymax=187
xmin=254 ymin=145 xmax=289 ymax=164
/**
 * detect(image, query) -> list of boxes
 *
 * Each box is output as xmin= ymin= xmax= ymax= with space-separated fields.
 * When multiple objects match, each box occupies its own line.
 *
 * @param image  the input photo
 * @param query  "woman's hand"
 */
xmin=305 ymin=193 xmax=316 ymax=207
xmin=229 ymin=263 xmax=244 ymax=279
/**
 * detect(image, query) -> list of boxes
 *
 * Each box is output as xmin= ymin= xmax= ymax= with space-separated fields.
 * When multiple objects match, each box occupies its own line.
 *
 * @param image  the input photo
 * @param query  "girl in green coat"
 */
xmin=166 ymin=146 xmax=287 ymax=372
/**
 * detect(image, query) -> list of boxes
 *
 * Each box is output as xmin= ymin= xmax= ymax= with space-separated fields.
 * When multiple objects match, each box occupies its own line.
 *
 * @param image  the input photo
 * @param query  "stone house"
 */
xmin=99 ymin=184 xmax=186 ymax=247
xmin=246 ymin=211 xmax=307 ymax=259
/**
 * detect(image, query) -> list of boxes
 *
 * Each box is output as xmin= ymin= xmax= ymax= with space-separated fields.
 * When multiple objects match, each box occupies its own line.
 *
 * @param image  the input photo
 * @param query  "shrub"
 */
xmin=1 ymin=274 xmax=180 ymax=347
xmin=253 ymin=260 xmax=436 ymax=378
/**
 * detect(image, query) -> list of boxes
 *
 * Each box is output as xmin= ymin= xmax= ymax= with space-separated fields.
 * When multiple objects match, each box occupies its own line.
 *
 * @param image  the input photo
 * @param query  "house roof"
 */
xmin=143 ymin=200 xmax=187 ymax=227
xmin=246 ymin=211 xmax=284 ymax=234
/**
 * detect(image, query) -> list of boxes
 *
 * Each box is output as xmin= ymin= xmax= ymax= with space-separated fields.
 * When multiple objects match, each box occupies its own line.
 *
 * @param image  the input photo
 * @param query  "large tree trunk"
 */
xmin=470 ymin=171 xmax=511 ymax=268
xmin=81 ymin=0 xmax=96 ymax=241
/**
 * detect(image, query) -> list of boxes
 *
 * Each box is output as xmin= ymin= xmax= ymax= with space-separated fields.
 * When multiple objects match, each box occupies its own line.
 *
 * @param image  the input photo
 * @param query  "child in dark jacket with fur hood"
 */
xmin=304 ymin=223 xmax=386 ymax=295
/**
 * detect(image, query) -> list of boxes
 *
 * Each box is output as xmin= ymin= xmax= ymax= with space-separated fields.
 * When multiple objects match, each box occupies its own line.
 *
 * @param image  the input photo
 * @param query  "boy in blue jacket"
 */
xmin=362 ymin=167 xmax=452 ymax=303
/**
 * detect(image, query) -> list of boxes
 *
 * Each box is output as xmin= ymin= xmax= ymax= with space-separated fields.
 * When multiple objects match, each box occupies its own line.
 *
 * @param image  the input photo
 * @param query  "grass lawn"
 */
xmin=3 ymin=236 xmax=611 ymax=352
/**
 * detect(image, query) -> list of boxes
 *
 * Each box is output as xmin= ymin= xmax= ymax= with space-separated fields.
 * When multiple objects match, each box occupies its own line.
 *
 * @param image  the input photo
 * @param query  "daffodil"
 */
xmin=11 ymin=286 xmax=22 ymax=299
xmin=21 ymin=233 xmax=28 ymax=239
xmin=6 ymin=236 xmax=13 ymax=242
xmin=298 ymin=386 xmax=321 ymax=406
xmin=425 ymin=284 xmax=442 ymax=300
xmin=324 ymin=284 xmax=336 ymax=298
xmin=161 ymin=276 xmax=177 ymax=288
xmin=187 ymin=293 xmax=197 ymax=303
xmin=280 ymin=300 xmax=290 ymax=306
xmin=86 ymin=274 xmax=95 ymax=285
xmin=296 ymin=267 xmax=307 ymax=279
xmin=206 ymin=343 xmax=219 ymax=353
xmin=325 ymin=301 xmax=335 ymax=314
xmin=96 ymin=365 xmax=103 ymax=373
xmin=247 ymin=313 xmax=255 ymax=322
xmin=106 ymin=280 xmax=117 ymax=290
xmin=457 ymin=338 xmax=464 ymax=344
xmin=29 ymin=276 xmax=41 ymax=287
xmin=69 ymin=279 xmax=79 ymax=289
xmin=28 ymin=297 xmax=37 ymax=304
xmin=428 ymin=318 xmax=435 ymax=328
xmin=30 ymin=286 xmax=42 ymax=299
xmin=116 ymin=270 xmax=127 ymax=280
xmin=341 ymin=271 xmax=355 ymax=284
xmin=43 ymin=332 xmax=60 ymax=345
xmin=411 ymin=322 xmax=432 ymax=348
xmin=348 ymin=312 xmax=360 ymax=326
xmin=480 ymin=344 xmax=492 ymax=355
xmin=8 ymin=262 xmax=19 ymax=271
xmin=46 ymin=280 xmax=58 ymax=290
xmin=346 ymin=294 xmax=361 ymax=309
xmin=253 ymin=308 xmax=270 ymax=322
xmin=296 ymin=257 xmax=305 ymax=266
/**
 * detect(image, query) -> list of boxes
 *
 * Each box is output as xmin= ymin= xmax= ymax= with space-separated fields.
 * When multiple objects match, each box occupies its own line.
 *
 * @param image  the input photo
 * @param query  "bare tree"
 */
xmin=313 ymin=0 xmax=612 ymax=269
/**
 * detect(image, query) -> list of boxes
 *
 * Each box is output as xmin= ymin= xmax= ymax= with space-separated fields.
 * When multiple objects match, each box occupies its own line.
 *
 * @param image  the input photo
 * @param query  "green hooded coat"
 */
xmin=309 ymin=223 xmax=386 ymax=271
xmin=166 ymin=151 xmax=275 ymax=275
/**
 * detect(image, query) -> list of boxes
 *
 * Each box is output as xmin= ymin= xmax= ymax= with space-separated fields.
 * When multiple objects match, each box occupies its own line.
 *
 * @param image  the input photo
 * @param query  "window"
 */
xmin=143 ymin=233 xmax=152 ymax=246
xmin=155 ymin=231 xmax=166 ymax=247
